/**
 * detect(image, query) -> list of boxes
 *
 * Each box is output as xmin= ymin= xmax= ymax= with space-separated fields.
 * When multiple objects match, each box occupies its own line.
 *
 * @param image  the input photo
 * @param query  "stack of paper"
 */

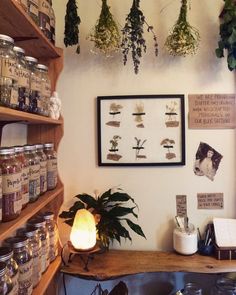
xmin=213 ymin=218 xmax=236 ymax=248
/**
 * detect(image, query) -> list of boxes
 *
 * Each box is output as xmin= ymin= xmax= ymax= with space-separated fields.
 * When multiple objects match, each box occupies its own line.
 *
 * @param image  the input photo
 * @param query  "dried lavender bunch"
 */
xmin=121 ymin=0 xmax=158 ymax=74
xmin=165 ymin=0 xmax=200 ymax=56
xmin=89 ymin=0 xmax=121 ymax=56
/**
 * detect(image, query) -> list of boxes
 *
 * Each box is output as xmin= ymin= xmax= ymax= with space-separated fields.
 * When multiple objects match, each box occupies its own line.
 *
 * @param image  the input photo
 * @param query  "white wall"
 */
xmin=54 ymin=0 xmax=235 ymax=253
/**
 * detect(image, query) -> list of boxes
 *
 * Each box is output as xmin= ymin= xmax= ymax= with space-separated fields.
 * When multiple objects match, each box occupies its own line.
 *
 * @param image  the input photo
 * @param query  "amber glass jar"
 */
xmin=13 ymin=46 xmax=30 ymax=112
xmin=14 ymin=146 xmax=29 ymax=209
xmin=27 ymin=218 xmax=49 ymax=274
xmin=4 ymin=237 xmax=33 ymax=295
xmin=35 ymin=144 xmax=47 ymax=195
xmin=0 ymin=261 xmax=13 ymax=295
xmin=42 ymin=212 xmax=58 ymax=262
xmin=24 ymin=145 xmax=40 ymax=203
xmin=44 ymin=143 xmax=57 ymax=190
xmin=0 ymin=247 xmax=18 ymax=295
xmin=0 ymin=148 xmax=22 ymax=222
xmin=0 ymin=34 xmax=18 ymax=108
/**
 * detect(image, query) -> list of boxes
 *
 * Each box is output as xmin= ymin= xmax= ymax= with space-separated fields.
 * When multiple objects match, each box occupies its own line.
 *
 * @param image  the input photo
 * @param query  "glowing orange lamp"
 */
xmin=70 ymin=209 xmax=97 ymax=251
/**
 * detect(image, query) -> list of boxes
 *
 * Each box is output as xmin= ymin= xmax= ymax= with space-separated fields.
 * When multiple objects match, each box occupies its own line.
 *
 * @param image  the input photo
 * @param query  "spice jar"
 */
xmin=24 ymin=145 xmax=40 ymax=202
xmin=42 ymin=212 xmax=58 ymax=262
xmin=0 ymin=247 xmax=18 ymax=295
xmin=38 ymin=0 xmax=51 ymax=40
xmin=28 ymin=218 xmax=49 ymax=274
xmin=0 ymin=261 xmax=13 ymax=295
xmin=0 ymin=34 xmax=18 ymax=108
xmin=25 ymin=56 xmax=40 ymax=114
xmin=13 ymin=46 xmax=30 ymax=112
xmin=27 ymin=0 xmax=39 ymax=25
xmin=44 ymin=143 xmax=57 ymax=190
xmin=36 ymin=64 xmax=51 ymax=116
xmin=182 ymin=283 xmax=202 ymax=295
xmin=18 ymin=227 xmax=42 ymax=288
xmin=35 ymin=144 xmax=47 ymax=195
xmin=211 ymin=277 xmax=236 ymax=295
xmin=4 ymin=237 xmax=33 ymax=295
xmin=14 ymin=146 xmax=29 ymax=209
xmin=0 ymin=148 xmax=22 ymax=222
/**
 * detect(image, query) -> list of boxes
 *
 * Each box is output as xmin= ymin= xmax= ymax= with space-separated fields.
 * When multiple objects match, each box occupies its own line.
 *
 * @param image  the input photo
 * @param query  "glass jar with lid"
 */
xmin=38 ymin=0 xmax=51 ymax=40
xmin=0 ymin=247 xmax=18 ymax=295
xmin=0 ymin=34 xmax=18 ymax=108
xmin=27 ymin=0 xmax=39 ymax=25
xmin=17 ymin=226 xmax=42 ymax=288
xmin=35 ymin=144 xmax=47 ymax=195
xmin=183 ymin=283 xmax=202 ymax=295
xmin=211 ymin=277 xmax=236 ymax=295
xmin=23 ymin=145 xmax=40 ymax=202
xmin=13 ymin=46 xmax=30 ymax=112
xmin=14 ymin=146 xmax=29 ymax=209
xmin=4 ymin=237 xmax=33 ymax=295
xmin=25 ymin=56 xmax=40 ymax=114
xmin=44 ymin=143 xmax=57 ymax=190
xmin=36 ymin=64 xmax=51 ymax=116
xmin=0 ymin=147 xmax=22 ymax=222
xmin=27 ymin=218 xmax=49 ymax=274
xmin=42 ymin=211 xmax=58 ymax=262
xmin=0 ymin=261 xmax=13 ymax=295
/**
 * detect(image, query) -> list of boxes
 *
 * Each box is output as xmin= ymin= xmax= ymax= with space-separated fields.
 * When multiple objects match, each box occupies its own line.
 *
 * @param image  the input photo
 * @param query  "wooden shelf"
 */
xmin=0 ymin=0 xmax=62 ymax=59
xmin=0 ymin=107 xmax=63 ymax=125
xmin=60 ymin=250 xmax=236 ymax=280
xmin=33 ymin=256 xmax=61 ymax=295
xmin=0 ymin=185 xmax=63 ymax=241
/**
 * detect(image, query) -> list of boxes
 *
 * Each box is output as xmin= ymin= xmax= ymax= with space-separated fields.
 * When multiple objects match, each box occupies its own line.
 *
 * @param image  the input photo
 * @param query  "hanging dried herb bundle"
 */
xmin=64 ymin=0 xmax=81 ymax=54
xmin=165 ymin=0 xmax=200 ymax=56
xmin=215 ymin=0 xmax=236 ymax=71
xmin=89 ymin=0 xmax=121 ymax=56
xmin=121 ymin=0 xmax=158 ymax=74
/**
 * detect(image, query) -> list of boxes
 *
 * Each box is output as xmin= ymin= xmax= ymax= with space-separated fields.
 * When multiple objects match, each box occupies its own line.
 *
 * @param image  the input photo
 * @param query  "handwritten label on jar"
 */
xmin=39 ymin=0 xmax=50 ymax=15
xmin=29 ymin=164 xmax=40 ymax=198
xmin=31 ymin=75 xmax=41 ymax=92
xmin=18 ymin=69 xmax=30 ymax=88
xmin=2 ymin=172 xmax=21 ymax=194
xmin=1 ymin=58 xmax=18 ymax=80
xmin=47 ymin=159 xmax=57 ymax=189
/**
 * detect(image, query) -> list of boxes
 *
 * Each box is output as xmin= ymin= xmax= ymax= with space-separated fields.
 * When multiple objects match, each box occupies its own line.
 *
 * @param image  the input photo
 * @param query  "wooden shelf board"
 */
xmin=60 ymin=250 xmax=236 ymax=280
xmin=0 ymin=107 xmax=63 ymax=125
xmin=0 ymin=185 xmax=64 ymax=241
xmin=33 ymin=256 xmax=61 ymax=295
xmin=0 ymin=0 xmax=61 ymax=59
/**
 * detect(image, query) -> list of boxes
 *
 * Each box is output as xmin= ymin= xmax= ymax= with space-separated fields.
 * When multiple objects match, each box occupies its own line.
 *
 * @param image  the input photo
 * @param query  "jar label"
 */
xmin=21 ymin=0 xmax=28 ymax=9
xmin=39 ymin=0 xmax=50 ymax=15
xmin=1 ymin=58 xmax=18 ymax=80
xmin=41 ymin=239 xmax=49 ymax=272
xmin=47 ymin=159 xmax=57 ymax=189
xmin=32 ymin=246 xmax=42 ymax=286
xmin=22 ymin=167 xmax=29 ymax=205
xmin=40 ymin=160 xmax=47 ymax=193
xmin=42 ymin=80 xmax=51 ymax=97
xmin=18 ymin=68 xmax=30 ymax=88
xmin=29 ymin=164 xmax=40 ymax=198
xmin=10 ymin=88 xmax=18 ymax=106
xmin=11 ymin=272 xmax=19 ymax=295
xmin=29 ymin=4 xmax=38 ymax=16
xmin=2 ymin=172 xmax=21 ymax=194
xmin=31 ymin=75 xmax=41 ymax=92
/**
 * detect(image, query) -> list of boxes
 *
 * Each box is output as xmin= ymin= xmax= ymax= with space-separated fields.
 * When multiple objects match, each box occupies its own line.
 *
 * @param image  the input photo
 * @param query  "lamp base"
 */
xmin=62 ymin=241 xmax=101 ymax=271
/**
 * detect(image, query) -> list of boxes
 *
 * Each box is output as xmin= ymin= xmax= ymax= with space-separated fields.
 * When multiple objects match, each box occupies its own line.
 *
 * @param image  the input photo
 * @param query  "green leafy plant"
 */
xmin=64 ymin=0 xmax=81 ymax=54
xmin=59 ymin=188 xmax=146 ymax=249
xmin=165 ymin=0 xmax=200 ymax=56
xmin=88 ymin=0 xmax=121 ymax=56
xmin=215 ymin=0 xmax=236 ymax=71
xmin=121 ymin=0 xmax=158 ymax=74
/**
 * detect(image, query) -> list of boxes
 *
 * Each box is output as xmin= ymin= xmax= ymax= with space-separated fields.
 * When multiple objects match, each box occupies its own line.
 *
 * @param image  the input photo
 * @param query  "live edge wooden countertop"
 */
xmin=60 ymin=250 xmax=236 ymax=281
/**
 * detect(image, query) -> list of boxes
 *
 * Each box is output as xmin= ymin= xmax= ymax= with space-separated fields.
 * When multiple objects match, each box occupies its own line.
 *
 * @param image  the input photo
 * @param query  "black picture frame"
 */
xmin=97 ymin=95 xmax=185 ymax=166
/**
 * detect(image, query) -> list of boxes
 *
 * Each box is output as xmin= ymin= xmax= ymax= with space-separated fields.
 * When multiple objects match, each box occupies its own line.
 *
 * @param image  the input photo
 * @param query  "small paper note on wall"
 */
xmin=188 ymin=94 xmax=236 ymax=129
xmin=176 ymin=195 xmax=187 ymax=216
xmin=197 ymin=193 xmax=224 ymax=209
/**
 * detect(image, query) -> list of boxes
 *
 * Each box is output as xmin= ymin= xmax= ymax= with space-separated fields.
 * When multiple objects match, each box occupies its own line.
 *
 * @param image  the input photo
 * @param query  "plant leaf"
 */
xmin=106 ymin=191 xmax=136 ymax=204
xmin=100 ymin=189 xmax=112 ymax=201
xmin=64 ymin=218 xmax=74 ymax=227
xmin=126 ymin=219 xmax=146 ymax=239
xmin=75 ymin=193 xmax=98 ymax=209
xmin=109 ymin=206 xmax=138 ymax=218
xmin=59 ymin=210 xmax=76 ymax=219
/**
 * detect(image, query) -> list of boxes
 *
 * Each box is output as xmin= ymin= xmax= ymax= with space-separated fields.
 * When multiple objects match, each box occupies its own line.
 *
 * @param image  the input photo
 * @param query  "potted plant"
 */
xmin=215 ymin=0 xmax=236 ymax=71
xmin=59 ymin=188 xmax=146 ymax=249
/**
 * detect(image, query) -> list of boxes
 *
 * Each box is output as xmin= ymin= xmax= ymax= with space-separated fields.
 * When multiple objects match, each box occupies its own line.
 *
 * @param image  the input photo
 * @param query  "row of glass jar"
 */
xmin=0 ymin=33 xmax=52 ymax=116
xmin=0 ymin=143 xmax=57 ymax=223
xmin=0 ymin=212 xmax=59 ymax=295
xmin=15 ymin=0 xmax=55 ymax=44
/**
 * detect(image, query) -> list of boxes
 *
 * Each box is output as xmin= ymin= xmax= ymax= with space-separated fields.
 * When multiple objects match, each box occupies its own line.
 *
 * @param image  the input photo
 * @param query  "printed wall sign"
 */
xmin=188 ymin=94 xmax=236 ymax=129
xmin=176 ymin=195 xmax=187 ymax=217
xmin=197 ymin=193 xmax=224 ymax=209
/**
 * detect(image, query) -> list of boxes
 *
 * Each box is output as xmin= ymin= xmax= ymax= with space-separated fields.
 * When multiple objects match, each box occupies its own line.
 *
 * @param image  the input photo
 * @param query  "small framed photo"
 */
xmin=97 ymin=94 xmax=185 ymax=166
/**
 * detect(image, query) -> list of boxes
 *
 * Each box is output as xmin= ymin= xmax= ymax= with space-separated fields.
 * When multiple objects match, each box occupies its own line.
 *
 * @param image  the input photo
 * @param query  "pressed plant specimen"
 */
xmin=132 ymin=102 xmax=145 ymax=128
xmin=165 ymin=0 xmax=200 ymax=56
xmin=165 ymin=101 xmax=179 ymax=127
xmin=133 ymin=137 xmax=147 ymax=159
xmin=121 ymin=0 xmax=158 ymax=74
xmin=106 ymin=103 xmax=123 ymax=127
xmin=161 ymin=138 xmax=176 ymax=160
xmin=107 ymin=135 xmax=122 ymax=161
xmin=88 ymin=0 xmax=121 ymax=56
